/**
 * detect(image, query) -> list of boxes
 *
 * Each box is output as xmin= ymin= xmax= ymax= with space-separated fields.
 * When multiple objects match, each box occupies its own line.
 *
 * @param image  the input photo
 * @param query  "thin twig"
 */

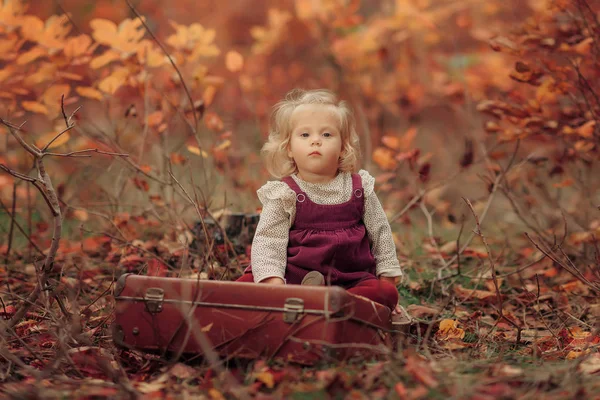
xmin=464 ymin=197 xmax=522 ymax=344
xmin=4 ymin=183 xmax=17 ymax=265
xmin=125 ymin=0 xmax=198 ymax=129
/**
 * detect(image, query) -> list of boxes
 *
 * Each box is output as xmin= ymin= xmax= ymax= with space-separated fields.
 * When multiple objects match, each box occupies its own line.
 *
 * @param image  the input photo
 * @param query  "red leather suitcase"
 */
xmin=112 ymin=274 xmax=393 ymax=364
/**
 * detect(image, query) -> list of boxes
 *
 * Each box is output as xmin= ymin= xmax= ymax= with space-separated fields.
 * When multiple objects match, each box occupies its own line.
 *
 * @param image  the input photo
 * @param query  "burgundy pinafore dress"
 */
xmin=280 ymin=173 xmax=377 ymax=287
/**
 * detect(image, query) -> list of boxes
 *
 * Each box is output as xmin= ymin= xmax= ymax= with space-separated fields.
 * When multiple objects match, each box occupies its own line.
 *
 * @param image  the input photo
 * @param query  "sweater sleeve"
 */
xmin=250 ymin=181 xmax=295 ymax=283
xmin=359 ymin=170 xmax=403 ymax=278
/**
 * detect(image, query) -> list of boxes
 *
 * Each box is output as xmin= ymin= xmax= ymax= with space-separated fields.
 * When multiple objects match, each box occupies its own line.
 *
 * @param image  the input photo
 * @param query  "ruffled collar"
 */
xmin=291 ymin=171 xmax=347 ymax=189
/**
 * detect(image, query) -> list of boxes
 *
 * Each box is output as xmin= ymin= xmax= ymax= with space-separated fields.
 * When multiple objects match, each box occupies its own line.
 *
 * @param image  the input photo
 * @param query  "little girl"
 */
xmin=237 ymin=89 xmax=403 ymax=313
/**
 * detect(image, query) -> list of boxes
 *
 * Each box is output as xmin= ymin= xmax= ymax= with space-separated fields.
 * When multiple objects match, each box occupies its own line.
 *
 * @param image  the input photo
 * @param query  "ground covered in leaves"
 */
xmin=1 ymin=229 xmax=600 ymax=400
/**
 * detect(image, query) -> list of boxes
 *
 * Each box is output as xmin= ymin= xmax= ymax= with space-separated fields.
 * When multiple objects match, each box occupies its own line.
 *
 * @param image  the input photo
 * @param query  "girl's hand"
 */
xmin=392 ymin=304 xmax=403 ymax=315
xmin=261 ymin=277 xmax=285 ymax=285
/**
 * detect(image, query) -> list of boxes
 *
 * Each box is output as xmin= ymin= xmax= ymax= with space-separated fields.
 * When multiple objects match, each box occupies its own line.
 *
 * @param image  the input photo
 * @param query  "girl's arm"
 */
xmin=250 ymin=196 xmax=291 ymax=284
xmin=363 ymin=191 xmax=404 ymax=279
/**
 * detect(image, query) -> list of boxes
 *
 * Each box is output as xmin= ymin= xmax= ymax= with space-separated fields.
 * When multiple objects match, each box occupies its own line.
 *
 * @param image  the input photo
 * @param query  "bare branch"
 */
xmin=44 ymin=148 xmax=129 ymax=158
xmin=0 ymin=118 xmax=41 ymax=157
xmin=41 ymin=125 xmax=76 ymax=153
xmin=0 ymin=163 xmax=37 ymax=183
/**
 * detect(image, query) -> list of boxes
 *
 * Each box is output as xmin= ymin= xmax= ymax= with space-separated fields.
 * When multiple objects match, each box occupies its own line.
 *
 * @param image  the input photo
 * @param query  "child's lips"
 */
xmin=309 ymin=151 xmax=321 ymax=156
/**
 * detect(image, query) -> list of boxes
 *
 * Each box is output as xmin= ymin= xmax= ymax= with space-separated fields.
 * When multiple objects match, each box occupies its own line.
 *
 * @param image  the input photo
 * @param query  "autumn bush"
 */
xmin=479 ymin=0 xmax=600 ymax=266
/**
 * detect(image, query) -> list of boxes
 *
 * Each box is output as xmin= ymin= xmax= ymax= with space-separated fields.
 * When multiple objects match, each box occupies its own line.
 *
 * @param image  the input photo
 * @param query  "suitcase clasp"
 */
xmin=283 ymin=298 xmax=304 ymax=323
xmin=144 ymin=287 xmax=164 ymax=314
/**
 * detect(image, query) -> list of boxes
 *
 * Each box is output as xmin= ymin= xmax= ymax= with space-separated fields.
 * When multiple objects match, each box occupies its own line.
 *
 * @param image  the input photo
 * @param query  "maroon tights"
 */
xmin=236 ymin=273 xmax=398 ymax=311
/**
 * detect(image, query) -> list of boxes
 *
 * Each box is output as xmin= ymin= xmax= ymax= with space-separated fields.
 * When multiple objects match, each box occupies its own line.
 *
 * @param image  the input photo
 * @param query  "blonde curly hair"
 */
xmin=261 ymin=88 xmax=361 ymax=179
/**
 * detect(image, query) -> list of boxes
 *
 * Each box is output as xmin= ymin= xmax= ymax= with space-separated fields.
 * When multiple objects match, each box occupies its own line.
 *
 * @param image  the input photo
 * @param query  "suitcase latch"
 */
xmin=283 ymin=298 xmax=304 ymax=323
xmin=144 ymin=287 xmax=164 ymax=314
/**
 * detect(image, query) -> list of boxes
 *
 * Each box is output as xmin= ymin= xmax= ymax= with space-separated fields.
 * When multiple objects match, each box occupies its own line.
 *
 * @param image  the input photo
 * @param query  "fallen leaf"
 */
xmin=405 ymin=354 xmax=438 ymax=388
xmin=436 ymin=319 xmax=466 ymax=340
xmin=394 ymin=382 xmax=408 ymax=400
xmin=454 ymin=284 xmax=498 ymax=303
xmin=208 ymin=388 xmax=226 ymax=400
xmin=254 ymin=371 xmax=275 ymax=388
xmin=0 ymin=305 xmax=16 ymax=320
xmin=405 ymin=304 xmax=440 ymax=318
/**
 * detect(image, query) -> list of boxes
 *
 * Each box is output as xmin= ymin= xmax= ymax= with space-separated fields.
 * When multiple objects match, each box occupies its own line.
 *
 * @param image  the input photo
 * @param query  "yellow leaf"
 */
xmin=576 ymin=120 xmax=596 ymax=138
xmin=381 ymin=135 xmax=401 ymax=150
xmin=436 ymin=319 xmax=466 ymax=340
xmin=43 ymin=84 xmax=71 ymax=107
xmin=137 ymin=40 xmax=165 ymax=67
xmin=76 ymin=86 xmax=103 ymax=101
xmin=73 ymin=209 xmax=89 ymax=221
xmin=0 ymin=67 xmax=13 ymax=83
xmin=64 ymin=34 xmax=92 ymax=59
xmin=372 ymin=147 xmax=397 ymax=170
xmin=146 ymin=111 xmax=163 ymax=127
xmin=574 ymin=141 xmax=594 ymax=153
xmin=214 ymin=139 xmax=231 ymax=152
xmin=90 ymin=50 xmax=120 ymax=69
xmin=573 ymin=37 xmax=594 ymax=55
xmin=36 ymin=131 xmax=70 ymax=149
xmin=567 ymin=349 xmax=591 ymax=360
xmin=19 ymin=15 xmax=44 ymax=42
xmin=0 ymin=36 xmax=19 ymax=54
xmin=58 ymin=72 xmax=84 ymax=81
xmin=186 ymin=145 xmax=208 ymax=158
xmin=203 ymin=85 xmax=217 ymax=106
xmin=399 ymin=126 xmax=418 ymax=150
xmin=225 ymin=50 xmax=244 ymax=72
xmin=16 ymin=46 xmax=46 ymax=65
xmin=89 ymin=18 xmax=118 ymax=46
xmin=21 ymin=101 xmax=48 ymax=115
xmin=201 ymin=322 xmax=213 ymax=332
xmin=98 ymin=75 xmax=125 ymax=95
xmin=254 ymin=371 xmax=275 ymax=389
xmin=24 ymin=62 xmax=56 ymax=86
xmin=92 ymin=18 xmax=145 ymax=55
xmin=208 ymin=388 xmax=225 ymax=400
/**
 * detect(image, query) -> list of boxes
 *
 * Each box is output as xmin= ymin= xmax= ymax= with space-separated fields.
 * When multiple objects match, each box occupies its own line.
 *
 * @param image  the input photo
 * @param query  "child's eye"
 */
xmin=323 ymin=132 xmax=332 ymax=137
xmin=300 ymin=132 xmax=309 ymax=137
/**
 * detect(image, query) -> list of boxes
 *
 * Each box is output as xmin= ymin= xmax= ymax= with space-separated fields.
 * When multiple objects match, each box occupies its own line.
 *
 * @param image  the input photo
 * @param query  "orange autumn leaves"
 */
xmin=373 ymin=126 xmax=420 ymax=171
xmin=0 ymin=3 xmax=225 ymax=118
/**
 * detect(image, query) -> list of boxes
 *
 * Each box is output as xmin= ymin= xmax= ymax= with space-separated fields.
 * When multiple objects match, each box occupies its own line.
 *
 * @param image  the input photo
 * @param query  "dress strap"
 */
xmin=281 ymin=176 xmax=309 ymax=203
xmin=281 ymin=176 xmax=303 ymax=194
xmin=351 ymin=173 xmax=364 ymax=199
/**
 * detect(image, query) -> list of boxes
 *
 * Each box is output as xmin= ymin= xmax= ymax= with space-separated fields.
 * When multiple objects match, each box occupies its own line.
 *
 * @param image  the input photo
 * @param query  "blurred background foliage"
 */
xmin=1 ymin=0 xmax=598 ymax=269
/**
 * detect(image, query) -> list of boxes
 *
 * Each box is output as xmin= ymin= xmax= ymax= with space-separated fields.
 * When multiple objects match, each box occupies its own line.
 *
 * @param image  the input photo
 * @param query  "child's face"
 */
xmin=288 ymin=104 xmax=342 ymax=181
